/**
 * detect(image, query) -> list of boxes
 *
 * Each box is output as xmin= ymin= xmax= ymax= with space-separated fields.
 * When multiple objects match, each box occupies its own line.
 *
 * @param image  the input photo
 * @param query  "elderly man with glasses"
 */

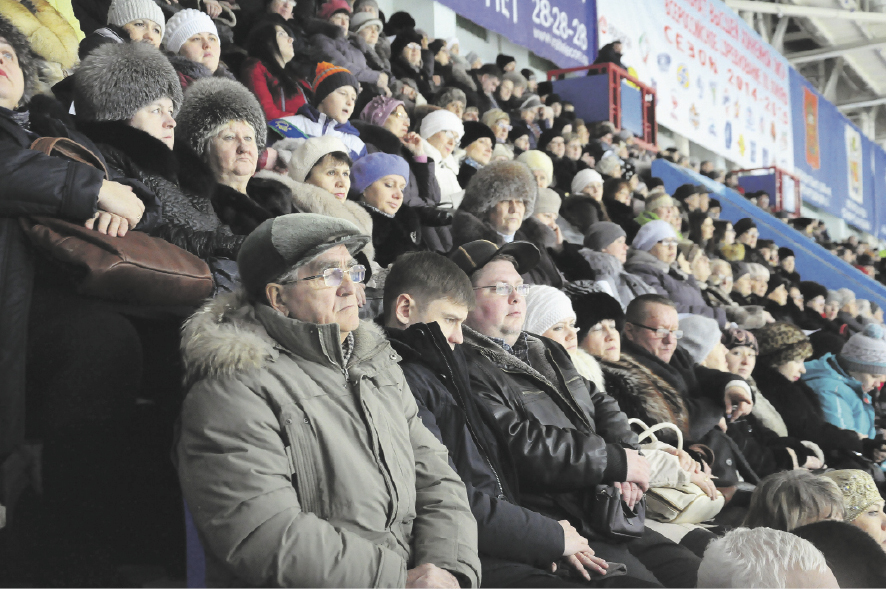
xmin=621 ymin=294 xmax=755 ymax=455
xmin=175 ymin=214 xmax=480 ymax=588
xmin=451 ymin=240 xmax=705 ymax=587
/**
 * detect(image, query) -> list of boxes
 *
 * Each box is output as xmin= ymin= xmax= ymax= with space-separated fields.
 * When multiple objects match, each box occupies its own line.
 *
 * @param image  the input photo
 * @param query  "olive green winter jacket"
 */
xmin=175 ymin=291 xmax=480 ymax=587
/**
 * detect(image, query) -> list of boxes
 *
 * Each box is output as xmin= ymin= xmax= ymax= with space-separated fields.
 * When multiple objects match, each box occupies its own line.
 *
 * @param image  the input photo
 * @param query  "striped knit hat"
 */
xmin=312 ymin=62 xmax=359 ymax=106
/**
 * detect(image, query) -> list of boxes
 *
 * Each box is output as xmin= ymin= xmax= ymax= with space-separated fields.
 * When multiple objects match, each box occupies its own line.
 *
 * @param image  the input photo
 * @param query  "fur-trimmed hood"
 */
xmin=251 ymin=170 xmax=376 ymax=262
xmin=181 ymin=289 xmax=389 ymax=386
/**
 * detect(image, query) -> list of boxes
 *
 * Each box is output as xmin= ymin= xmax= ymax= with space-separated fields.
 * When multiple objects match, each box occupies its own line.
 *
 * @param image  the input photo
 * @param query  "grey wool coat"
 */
xmin=175 ymin=291 xmax=481 ymax=587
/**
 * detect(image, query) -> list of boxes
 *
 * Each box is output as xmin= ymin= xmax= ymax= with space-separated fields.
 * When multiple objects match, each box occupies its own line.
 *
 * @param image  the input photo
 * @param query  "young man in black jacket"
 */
xmin=384 ymin=251 xmax=656 ymax=587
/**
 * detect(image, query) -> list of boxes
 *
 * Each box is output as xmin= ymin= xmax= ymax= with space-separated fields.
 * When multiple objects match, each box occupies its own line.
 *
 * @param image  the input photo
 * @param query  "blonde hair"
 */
xmin=744 ymin=470 xmax=844 ymax=531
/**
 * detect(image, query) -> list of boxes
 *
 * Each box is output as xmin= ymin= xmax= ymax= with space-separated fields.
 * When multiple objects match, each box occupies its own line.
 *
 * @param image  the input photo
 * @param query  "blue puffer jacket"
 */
xmin=802 ymin=353 xmax=876 ymax=439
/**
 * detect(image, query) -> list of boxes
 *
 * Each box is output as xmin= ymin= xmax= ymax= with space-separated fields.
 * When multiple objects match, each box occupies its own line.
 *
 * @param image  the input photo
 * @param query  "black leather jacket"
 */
xmin=387 ymin=322 xmax=565 ymax=566
xmin=462 ymin=327 xmax=637 ymax=537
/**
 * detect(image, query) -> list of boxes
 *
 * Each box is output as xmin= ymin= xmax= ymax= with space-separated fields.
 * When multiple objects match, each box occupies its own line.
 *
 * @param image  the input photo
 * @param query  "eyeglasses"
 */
xmin=474 ymin=282 xmax=530 ymax=297
xmin=406 ymin=43 xmax=421 ymax=50
xmin=629 ymin=322 xmax=683 ymax=340
xmin=284 ymin=265 xmax=366 ymax=288
xmin=391 ymin=111 xmax=409 ymax=120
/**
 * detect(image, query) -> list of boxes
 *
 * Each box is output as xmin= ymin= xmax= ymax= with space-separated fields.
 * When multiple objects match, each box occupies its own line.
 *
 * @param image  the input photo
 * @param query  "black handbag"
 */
xmin=592 ymin=485 xmax=646 ymax=542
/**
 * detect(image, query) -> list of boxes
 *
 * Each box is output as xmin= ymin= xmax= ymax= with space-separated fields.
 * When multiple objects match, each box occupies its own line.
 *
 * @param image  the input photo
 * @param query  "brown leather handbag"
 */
xmin=19 ymin=137 xmax=214 ymax=306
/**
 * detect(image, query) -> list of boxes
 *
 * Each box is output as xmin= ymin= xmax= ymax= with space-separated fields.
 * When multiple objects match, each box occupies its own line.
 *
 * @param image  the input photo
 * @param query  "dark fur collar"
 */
xmin=78 ymin=119 xmax=180 ymax=181
xmin=452 ymin=208 xmax=502 ymax=247
xmin=352 ymin=120 xmax=403 ymax=155
xmin=305 ymin=17 xmax=346 ymax=40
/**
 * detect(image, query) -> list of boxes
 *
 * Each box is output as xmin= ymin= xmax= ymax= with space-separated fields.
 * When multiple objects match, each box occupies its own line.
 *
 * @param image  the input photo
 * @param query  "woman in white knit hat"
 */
xmin=77 ymin=0 xmax=166 ymax=58
xmin=164 ymin=8 xmax=236 ymax=88
xmin=523 ymin=286 xmax=720 ymax=504
xmin=419 ymin=108 xmax=464 ymax=207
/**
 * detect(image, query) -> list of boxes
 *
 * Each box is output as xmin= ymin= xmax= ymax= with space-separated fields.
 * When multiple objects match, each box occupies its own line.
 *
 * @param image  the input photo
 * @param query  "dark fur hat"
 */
xmin=176 ymin=77 xmax=268 ymax=157
xmin=460 ymin=160 xmax=537 ymax=219
xmin=0 ymin=14 xmax=40 ymax=108
xmin=74 ymin=42 xmax=182 ymax=121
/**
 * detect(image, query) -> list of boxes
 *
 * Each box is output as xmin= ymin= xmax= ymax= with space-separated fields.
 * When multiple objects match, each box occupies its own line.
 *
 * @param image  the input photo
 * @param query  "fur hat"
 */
xmin=496 ymin=53 xmax=516 ymax=71
xmin=838 ymin=287 xmax=856 ymax=306
xmin=390 ymin=28 xmax=422 ymax=62
xmin=460 ymin=121 xmax=495 ymax=149
xmin=107 ymin=0 xmax=165 ymax=36
xmin=524 ymin=285 xmax=575 ymax=336
xmin=573 ymin=292 xmax=625 ymax=341
xmin=176 ymin=77 xmax=267 ymax=157
xmin=0 ymin=15 xmax=39 ymax=108
xmin=678 ymin=315 xmax=721 ymax=365
xmin=729 ymin=305 xmax=769 ymax=330
xmin=799 ymin=281 xmax=828 ymax=304
xmin=516 ymin=150 xmax=553 ymax=186
xmin=534 ymin=188 xmax=561 ymax=216
xmin=502 ymin=71 xmax=527 ymax=89
xmin=823 ymin=470 xmax=883 ymax=522
xmin=839 ymin=324 xmax=886 ymax=375
xmin=595 ymin=155 xmax=622 ymax=178
xmin=237 ymin=213 xmax=370 ymax=300
xmin=163 ymin=8 xmax=217 ymax=54
xmin=632 ymin=220 xmax=677 ymax=251
xmin=420 ymin=108 xmax=464 ymax=141
xmin=460 ymin=160 xmax=537 ymax=219
xmin=74 ymin=42 xmax=182 ymax=121
xmin=779 ymin=246 xmax=795 ymax=260
xmin=350 ymin=12 xmax=381 ymax=33
xmin=359 ymin=95 xmax=403 ymax=126
xmin=351 ymin=152 xmax=410 ymax=193
xmin=491 ymin=143 xmax=513 ymax=161
xmin=827 ymin=290 xmax=842 ymax=305
xmin=519 ymin=95 xmax=543 ymax=110
xmin=571 ymin=169 xmax=603 ymax=194
xmin=312 ymin=62 xmax=359 ymax=106
xmin=288 ymin=136 xmax=350 ymax=183
xmin=755 ymin=322 xmax=813 ymax=368
xmin=584 ymin=222 xmax=625 ymax=251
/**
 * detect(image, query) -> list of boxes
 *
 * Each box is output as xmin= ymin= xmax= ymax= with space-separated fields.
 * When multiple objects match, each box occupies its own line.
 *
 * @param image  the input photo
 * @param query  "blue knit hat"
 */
xmin=351 ymin=152 xmax=410 ymax=193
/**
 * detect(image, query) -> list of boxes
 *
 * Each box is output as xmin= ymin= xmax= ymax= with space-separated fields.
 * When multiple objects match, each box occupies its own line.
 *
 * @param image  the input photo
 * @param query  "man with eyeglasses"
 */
xmin=175 ymin=214 xmax=480 ymax=588
xmin=450 ymin=240 xmax=704 ymax=587
xmin=621 ymin=294 xmax=754 ymax=440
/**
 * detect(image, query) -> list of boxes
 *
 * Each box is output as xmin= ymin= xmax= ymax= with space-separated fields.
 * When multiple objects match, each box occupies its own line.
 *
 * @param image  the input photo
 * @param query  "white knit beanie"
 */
xmin=632 ymin=220 xmax=677 ymax=251
xmin=571 ymin=168 xmax=603 ymax=194
xmin=107 ymin=0 xmax=166 ymax=37
xmin=419 ymin=109 xmax=464 ymax=141
xmin=288 ymin=135 xmax=350 ymax=183
xmin=524 ymin=285 xmax=576 ymax=336
xmin=163 ymin=8 xmax=217 ymax=54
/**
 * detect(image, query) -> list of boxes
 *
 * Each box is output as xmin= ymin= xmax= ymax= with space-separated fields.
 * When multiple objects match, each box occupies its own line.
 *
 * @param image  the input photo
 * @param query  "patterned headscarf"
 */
xmin=823 ymin=470 xmax=883 ymax=522
xmin=754 ymin=322 xmax=812 ymax=368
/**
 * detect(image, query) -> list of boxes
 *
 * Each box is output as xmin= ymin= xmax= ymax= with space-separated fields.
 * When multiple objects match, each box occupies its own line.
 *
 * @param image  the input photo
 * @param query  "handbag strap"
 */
xmin=30 ymin=136 xmax=109 ymax=180
xmin=629 ymin=418 xmax=684 ymax=451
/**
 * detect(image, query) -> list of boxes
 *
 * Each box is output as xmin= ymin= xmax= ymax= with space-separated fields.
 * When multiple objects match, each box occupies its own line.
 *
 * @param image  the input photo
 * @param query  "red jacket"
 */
xmin=243 ymin=59 xmax=306 ymax=120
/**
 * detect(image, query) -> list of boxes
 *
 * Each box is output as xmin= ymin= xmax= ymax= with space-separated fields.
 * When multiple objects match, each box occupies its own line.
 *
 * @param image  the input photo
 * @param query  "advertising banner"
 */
xmin=436 ymin=0 xmax=596 ymax=68
xmin=789 ymin=68 xmax=880 ymax=236
xmin=595 ymin=0 xmax=794 ymax=170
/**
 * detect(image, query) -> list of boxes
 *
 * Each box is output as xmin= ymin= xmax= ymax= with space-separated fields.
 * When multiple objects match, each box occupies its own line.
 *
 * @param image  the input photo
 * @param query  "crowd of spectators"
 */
xmin=3 ymin=0 xmax=886 ymax=587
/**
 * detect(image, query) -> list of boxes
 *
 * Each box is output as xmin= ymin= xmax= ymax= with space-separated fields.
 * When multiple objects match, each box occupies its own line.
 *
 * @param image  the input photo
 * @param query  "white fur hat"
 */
xmin=420 ymin=109 xmax=464 ymax=141
xmin=163 ymin=8 xmax=217 ymax=54
xmin=524 ymin=285 xmax=576 ymax=336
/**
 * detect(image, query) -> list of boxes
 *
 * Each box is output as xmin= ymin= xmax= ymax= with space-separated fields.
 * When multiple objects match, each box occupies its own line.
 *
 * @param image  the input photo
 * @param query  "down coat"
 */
xmin=308 ymin=19 xmax=387 ymax=85
xmin=624 ymin=249 xmax=727 ymax=327
xmin=802 ymin=353 xmax=877 ymax=440
xmin=175 ymin=291 xmax=481 ymax=587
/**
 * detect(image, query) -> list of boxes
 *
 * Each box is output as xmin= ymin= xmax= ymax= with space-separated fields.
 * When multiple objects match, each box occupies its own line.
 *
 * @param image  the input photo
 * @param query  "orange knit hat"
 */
xmin=312 ymin=62 xmax=359 ymax=105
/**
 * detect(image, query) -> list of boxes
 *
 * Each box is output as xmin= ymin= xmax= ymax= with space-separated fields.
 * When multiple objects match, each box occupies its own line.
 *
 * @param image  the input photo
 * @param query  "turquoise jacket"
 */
xmin=802 ymin=353 xmax=876 ymax=439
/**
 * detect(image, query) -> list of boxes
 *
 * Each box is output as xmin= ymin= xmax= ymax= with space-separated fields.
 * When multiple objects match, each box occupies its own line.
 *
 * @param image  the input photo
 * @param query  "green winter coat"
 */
xmin=175 ymin=291 xmax=481 ymax=587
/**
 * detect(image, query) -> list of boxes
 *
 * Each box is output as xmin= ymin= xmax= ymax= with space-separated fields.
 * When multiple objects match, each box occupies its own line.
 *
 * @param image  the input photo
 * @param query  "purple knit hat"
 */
xmin=360 ymin=96 xmax=405 ymax=126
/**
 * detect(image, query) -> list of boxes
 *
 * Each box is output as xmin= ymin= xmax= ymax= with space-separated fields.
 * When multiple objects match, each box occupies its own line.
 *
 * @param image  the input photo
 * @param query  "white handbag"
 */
xmin=630 ymin=419 xmax=725 ymax=524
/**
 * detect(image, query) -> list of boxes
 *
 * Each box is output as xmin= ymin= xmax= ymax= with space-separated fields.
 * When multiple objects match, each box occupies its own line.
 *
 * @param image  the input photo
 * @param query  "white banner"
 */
xmin=596 ymin=0 xmax=794 ymax=169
